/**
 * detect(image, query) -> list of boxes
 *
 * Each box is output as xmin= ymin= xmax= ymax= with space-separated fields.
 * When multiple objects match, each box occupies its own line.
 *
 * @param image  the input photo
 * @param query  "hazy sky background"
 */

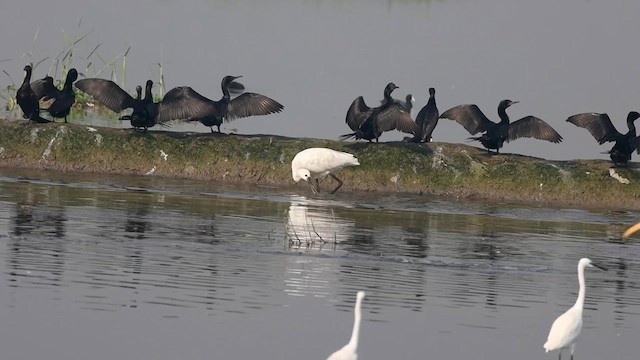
xmin=2 ymin=0 xmax=639 ymax=161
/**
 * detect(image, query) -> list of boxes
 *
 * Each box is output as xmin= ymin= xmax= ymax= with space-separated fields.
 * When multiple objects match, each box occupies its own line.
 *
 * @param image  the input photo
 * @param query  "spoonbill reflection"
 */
xmin=327 ymin=291 xmax=366 ymax=360
xmin=285 ymin=196 xmax=354 ymax=246
xmin=543 ymin=258 xmax=606 ymax=360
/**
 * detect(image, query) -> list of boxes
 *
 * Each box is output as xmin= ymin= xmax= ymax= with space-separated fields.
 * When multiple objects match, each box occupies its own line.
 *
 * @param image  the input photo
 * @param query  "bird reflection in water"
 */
xmin=13 ymin=203 xmax=66 ymax=238
xmin=124 ymin=205 xmax=152 ymax=239
xmin=285 ymin=196 xmax=355 ymax=248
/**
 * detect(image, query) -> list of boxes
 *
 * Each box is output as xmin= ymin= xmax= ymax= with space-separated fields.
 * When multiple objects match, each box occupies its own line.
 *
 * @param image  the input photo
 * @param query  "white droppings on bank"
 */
xmin=145 ymin=166 xmax=157 ymax=175
xmin=160 ymin=150 xmax=168 ymax=161
xmin=609 ymin=168 xmax=630 ymax=184
xmin=40 ymin=127 xmax=67 ymax=163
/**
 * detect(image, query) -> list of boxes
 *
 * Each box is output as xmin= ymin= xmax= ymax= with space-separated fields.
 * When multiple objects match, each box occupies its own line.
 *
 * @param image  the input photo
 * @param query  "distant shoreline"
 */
xmin=1 ymin=118 xmax=639 ymax=210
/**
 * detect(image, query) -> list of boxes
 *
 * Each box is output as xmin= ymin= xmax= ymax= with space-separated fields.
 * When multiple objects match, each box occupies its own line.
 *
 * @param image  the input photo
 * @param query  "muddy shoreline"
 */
xmin=0 ymin=118 xmax=639 ymax=210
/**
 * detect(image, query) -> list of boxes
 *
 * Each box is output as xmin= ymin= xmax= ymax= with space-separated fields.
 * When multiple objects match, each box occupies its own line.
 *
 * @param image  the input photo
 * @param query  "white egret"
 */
xmin=623 ymin=222 xmax=640 ymax=238
xmin=291 ymin=148 xmax=360 ymax=194
xmin=543 ymin=258 xmax=607 ymax=360
xmin=327 ymin=291 xmax=366 ymax=360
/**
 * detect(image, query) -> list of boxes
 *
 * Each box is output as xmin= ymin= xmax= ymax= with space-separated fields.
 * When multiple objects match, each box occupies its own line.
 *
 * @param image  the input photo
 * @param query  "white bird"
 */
xmin=543 ymin=258 xmax=607 ymax=360
xmin=326 ymin=291 xmax=366 ymax=360
xmin=291 ymin=148 xmax=360 ymax=194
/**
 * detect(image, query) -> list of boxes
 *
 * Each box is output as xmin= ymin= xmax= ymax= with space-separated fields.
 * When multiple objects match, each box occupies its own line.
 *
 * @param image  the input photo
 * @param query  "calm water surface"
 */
xmin=0 ymin=168 xmax=638 ymax=359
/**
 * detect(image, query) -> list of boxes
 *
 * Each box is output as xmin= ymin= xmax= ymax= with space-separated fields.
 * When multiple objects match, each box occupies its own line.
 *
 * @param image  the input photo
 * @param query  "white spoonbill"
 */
xmin=326 ymin=291 xmax=366 ymax=360
xmin=543 ymin=258 xmax=607 ymax=360
xmin=291 ymin=148 xmax=360 ymax=194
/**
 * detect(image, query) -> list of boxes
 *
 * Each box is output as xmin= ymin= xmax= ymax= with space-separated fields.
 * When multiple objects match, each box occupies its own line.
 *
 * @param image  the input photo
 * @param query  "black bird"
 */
xmin=440 ymin=99 xmax=563 ymax=154
xmin=76 ymin=79 xmax=167 ymax=131
xmin=412 ymin=87 xmax=439 ymax=143
xmin=342 ymin=82 xmax=418 ymax=142
xmin=75 ymin=78 xmax=145 ymax=115
xmin=16 ymin=65 xmax=50 ymax=123
xmin=161 ymin=75 xmax=284 ymax=133
xmin=35 ymin=69 xmax=78 ymax=122
xmin=567 ymin=111 xmax=640 ymax=167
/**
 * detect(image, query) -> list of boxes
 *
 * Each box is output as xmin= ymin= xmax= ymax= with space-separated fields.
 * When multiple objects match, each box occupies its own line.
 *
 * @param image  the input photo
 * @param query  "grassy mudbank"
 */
xmin=0 ymin=118 xmax=639 ymax=210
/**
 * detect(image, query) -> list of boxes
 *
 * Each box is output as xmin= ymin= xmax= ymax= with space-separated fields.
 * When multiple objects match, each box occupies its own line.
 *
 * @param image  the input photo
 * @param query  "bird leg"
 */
xmin=329 ymin=174 xmax=344 ymax=194
xmin=314 ymin=178 xmax=321 ymax=193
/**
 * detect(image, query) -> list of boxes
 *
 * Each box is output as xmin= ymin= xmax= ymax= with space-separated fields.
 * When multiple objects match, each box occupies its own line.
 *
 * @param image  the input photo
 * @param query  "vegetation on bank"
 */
xmin=0 ymin=118 xmax=639 ymax=210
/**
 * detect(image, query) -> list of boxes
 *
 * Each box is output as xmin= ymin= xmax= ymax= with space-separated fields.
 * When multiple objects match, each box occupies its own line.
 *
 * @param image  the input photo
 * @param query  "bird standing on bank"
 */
xmin=35 ymin=68 xmax=78 ymax=122
xmin=164 ymin=75 xmax=284 ymax=133
xmin=440 ymin=99 xmax=563 ymax=153
xmin=291 ymin=148 xmax=360 ymax=194
xmin=326 ymin=291 xmax=366 ymax=360
xmin=566 ymin=111 xmax=640 ymax=167
xmin=77 ymin=78 xmax=229 ymax=131
xmin=412 ymin=87 xmax=439 ymax=143
xmin=16 ymin=65 xmax=50 ymax=123
xmin=342 ymin=82 xmax=418 ymax=143
xmin=543 ymin=258 xmax=607 ymax=360
xmin=76 ymin=79 xmax=167 ymax=130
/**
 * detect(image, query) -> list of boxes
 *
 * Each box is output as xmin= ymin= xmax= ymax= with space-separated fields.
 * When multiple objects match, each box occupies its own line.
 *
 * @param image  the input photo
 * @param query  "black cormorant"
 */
xmin=440 ymin=99 xmax=563 ymax=153
xmin=567 ymin=111 xmax=640 ymax=167
xmin=412 ymin=87 xmax=439 ymax=143
xmin=342 ymin=82 xmax=418 ymax=142
xmin=35 ymin=69 xmax=78 ymax=122
xmin=76 ymin=79 xmax=174 ymax=131
xmin=16 ymin=65 xmax=50 ymax=123
xmin=161 ymin=75 xmax=284 ymax=133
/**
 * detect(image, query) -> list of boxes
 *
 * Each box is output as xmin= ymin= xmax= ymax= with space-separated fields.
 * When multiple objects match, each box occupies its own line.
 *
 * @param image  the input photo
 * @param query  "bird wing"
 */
xmin=566 ymin=113 xmax=622 ymax=144
xmin=225 ymin=92 xmax=284 ymax=121
xmin=636 ymin=136 xmax=640 ymax=155
xmin=346 ymin=96 xmax=372 ymax=131
xmin=30 ymin=77 xmax=59 ymax=100
xmin=415 ymin=101 xmax=439 ymax=141
xmin=508 ymin=116 xmax=563 ymax=143
xmin=439 ymin=104 xmax=495 ymax=135
xmin=74 ymin=78 xmax=137 ymax=112
xmin=156 ymin=86 xmax=218 ymax=123
xmin=375 ymin=104 xmax=419 ymax=134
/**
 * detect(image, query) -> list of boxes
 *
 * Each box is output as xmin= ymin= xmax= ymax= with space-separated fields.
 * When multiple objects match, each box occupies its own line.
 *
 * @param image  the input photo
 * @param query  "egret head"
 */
xmin=580 ymin=257 xmax=607 ymax=271
xmin=356 ymin=291 xmax=366 ymax=302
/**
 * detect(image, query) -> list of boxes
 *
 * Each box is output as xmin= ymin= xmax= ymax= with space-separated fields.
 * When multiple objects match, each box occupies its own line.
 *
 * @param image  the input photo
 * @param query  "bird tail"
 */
xmin=466 ymin=136 xmax=481 ymax=143
xmin=339 ymin=133 xmax=356 ymax=141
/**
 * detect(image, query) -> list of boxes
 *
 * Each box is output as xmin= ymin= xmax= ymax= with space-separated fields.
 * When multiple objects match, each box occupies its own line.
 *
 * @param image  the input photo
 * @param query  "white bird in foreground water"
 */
xmin=291 ymin=148 xmax=360 ymax=194
xmin=543 ymin=258 xmax=607 ymax=360
xmin=327 ymin=291 xmax=366 ymax=360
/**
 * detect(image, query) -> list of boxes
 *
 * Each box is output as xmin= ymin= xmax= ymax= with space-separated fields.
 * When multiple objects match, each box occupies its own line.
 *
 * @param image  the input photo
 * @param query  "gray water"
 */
xmin=2 ymin=0 xmax=640 ymax=161
xmin=0 ymin=167 xmax=639 ymax=359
